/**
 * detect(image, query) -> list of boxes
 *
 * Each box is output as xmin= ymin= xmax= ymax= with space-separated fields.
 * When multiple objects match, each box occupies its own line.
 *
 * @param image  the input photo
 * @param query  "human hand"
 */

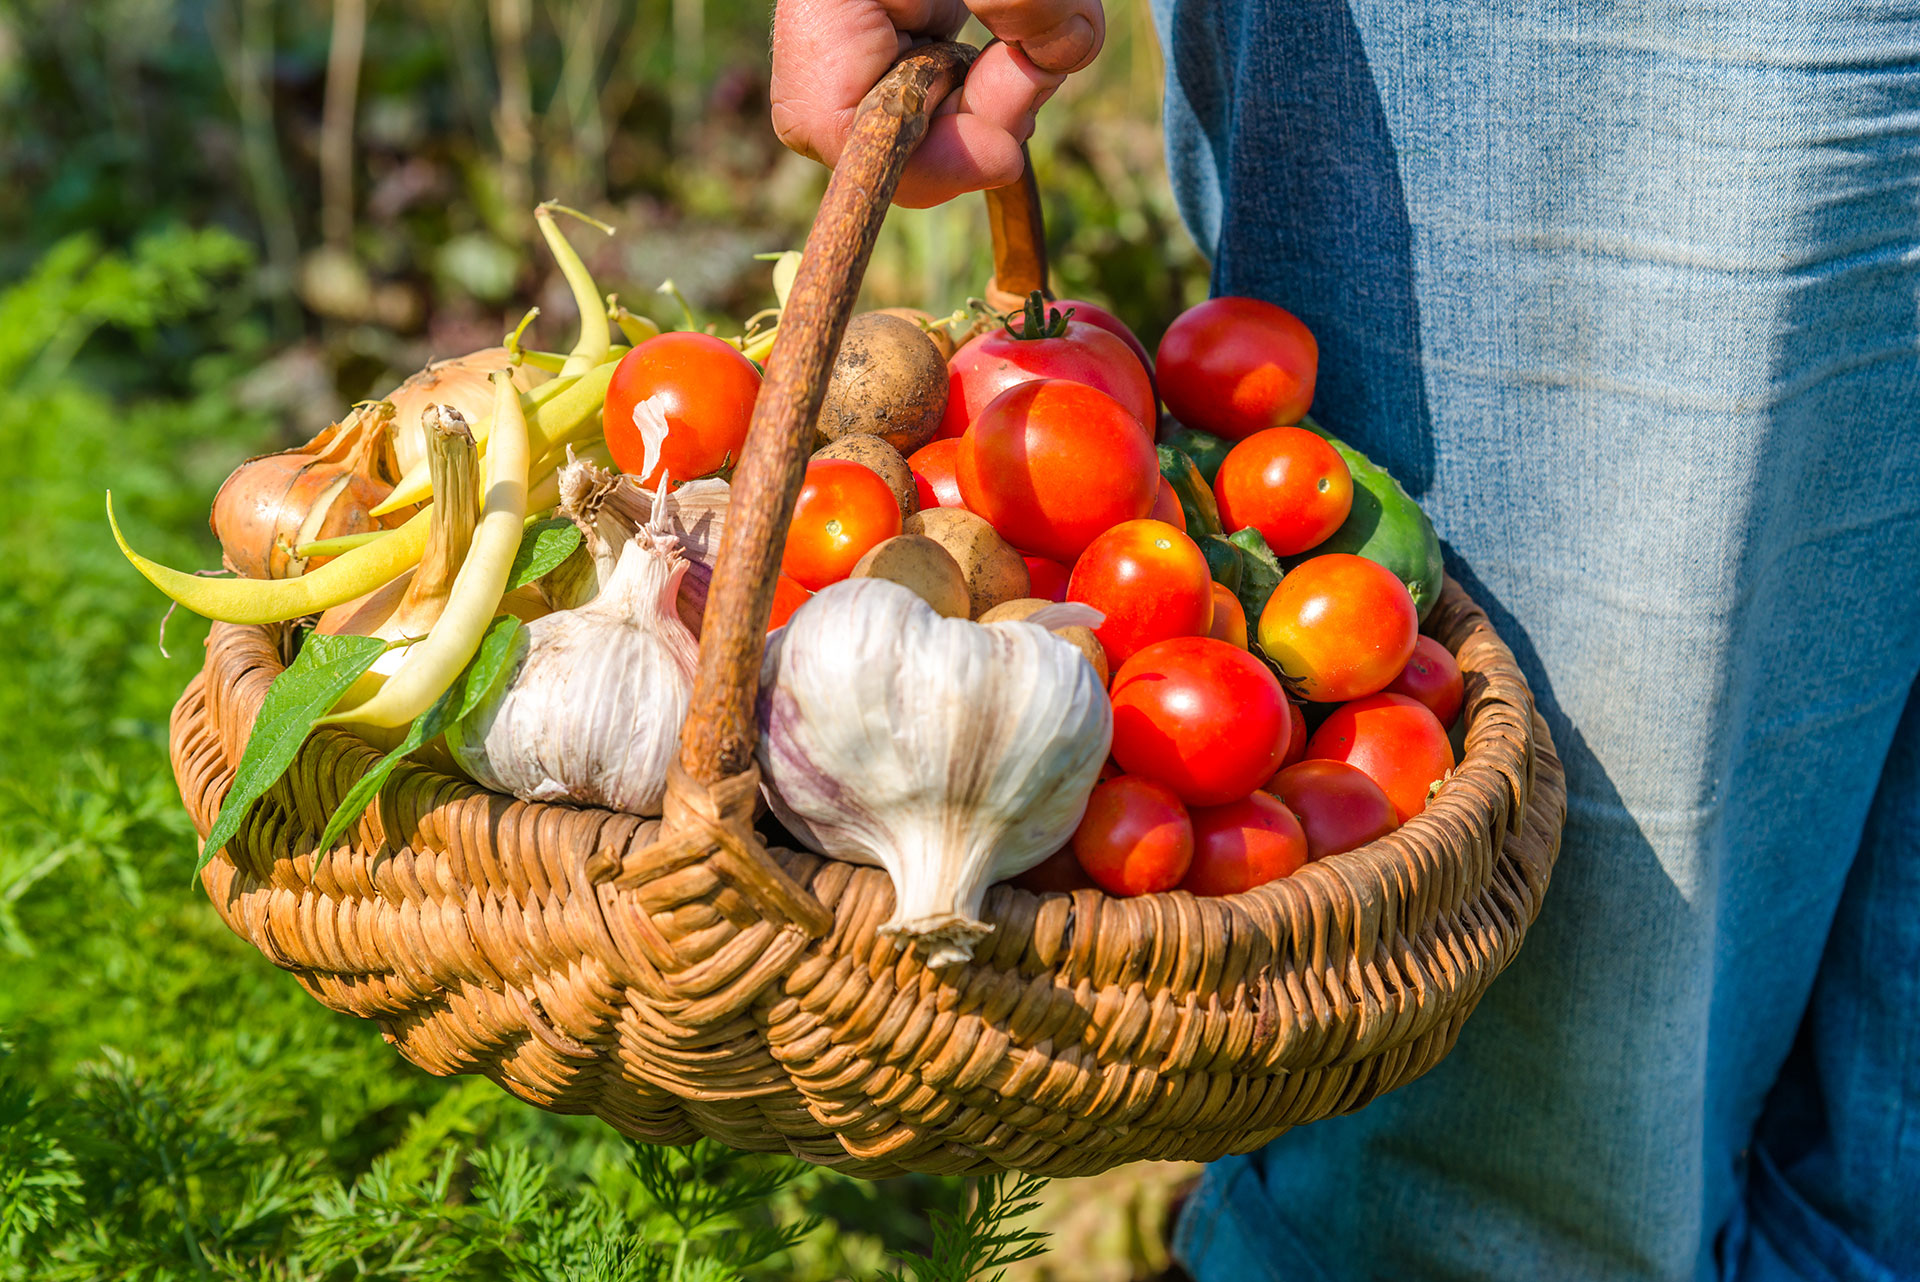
xmin=770 ymin=0 xmax=1104 ymax=208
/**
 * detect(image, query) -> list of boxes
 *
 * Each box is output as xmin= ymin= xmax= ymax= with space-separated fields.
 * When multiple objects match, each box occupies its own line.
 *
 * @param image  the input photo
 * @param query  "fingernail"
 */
xmin=1022 ymin=16 xmax=1097 ymax=74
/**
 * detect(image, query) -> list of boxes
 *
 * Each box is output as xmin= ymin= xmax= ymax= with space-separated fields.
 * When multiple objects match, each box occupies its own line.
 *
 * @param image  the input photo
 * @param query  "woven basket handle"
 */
xmin=679 ymin=40 xmax=1044 ymax=785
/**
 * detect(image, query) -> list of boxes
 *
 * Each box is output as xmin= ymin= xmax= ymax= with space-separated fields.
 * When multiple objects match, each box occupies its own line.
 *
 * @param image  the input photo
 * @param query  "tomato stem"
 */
xmin=1002 ymin=289 xmax=1076 ymax=341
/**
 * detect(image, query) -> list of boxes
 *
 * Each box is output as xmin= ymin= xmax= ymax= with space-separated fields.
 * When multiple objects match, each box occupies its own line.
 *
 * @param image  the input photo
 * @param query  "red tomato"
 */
xmin=780 ymin=460 xmax=902 ymax=590
xmin=959 ymin=380 xmax=1159 ymax=564
xmin=906 ymin=435 xmax=967 ymax=506
xmin=1023 ymin=555 xmax=1071 ymax=603
xmin=1180 ymin=792 xmax=1308 ymax=895
xmin=1010 ymin=845 xmax=1098 ymax=893
xmin=604 ymin=332 xmax=761 ymax=486
xmin=907 ymin=438 xmax=967 ymax=510
xmin=1267 ymin=759 xmax=1397 ymax=861
xmin=1386 ymin=635 xmax=1465 ymax=727
xmin=1049 ymin=297 xmax=1155 ymax=390
xmin=1149 ymin=477 xmax=1188 ymax=532
xmin=767 ymin=574 xmax=811 ymax=631
xmin=1068 ymin=520 xmax=1214 ymax=670
xmin=1213 ymin=427 xmax=1353 ymax=555
xmin=1257 ymin=553 xmax=1418 ymax=702
xmin=1279 ymin=699 xmax=1308 ymax=769
xmin=940 ymin=297 xmax=1157 ymax=438
xmin=1207 ymin=583 xmax=1248 ymax=648
xmin=1307 ymin=693 xmax=1455 ymax=823
xmin=1071 ymin=775 xmax=1195 ymax=896
xmin=1157 ymin=297 xmax=1318 ymax=440
xmin=1109 ymin=636 xmax=1291 ymax=806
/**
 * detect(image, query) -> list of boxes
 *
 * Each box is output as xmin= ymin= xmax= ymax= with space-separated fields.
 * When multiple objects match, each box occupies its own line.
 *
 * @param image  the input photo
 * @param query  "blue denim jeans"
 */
xmin=1149 ymin=1 xmax=1920 ymax=1278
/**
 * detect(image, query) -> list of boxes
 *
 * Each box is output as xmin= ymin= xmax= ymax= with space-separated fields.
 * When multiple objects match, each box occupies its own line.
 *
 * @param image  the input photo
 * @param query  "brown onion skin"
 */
xmin=210 ymin=451 xmax=403 ymax=579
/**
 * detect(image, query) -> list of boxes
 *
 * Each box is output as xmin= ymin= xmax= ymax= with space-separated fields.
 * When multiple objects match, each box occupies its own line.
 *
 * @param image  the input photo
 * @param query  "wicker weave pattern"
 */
xmin=170 ymin=577 xmax=1563 ymax=1177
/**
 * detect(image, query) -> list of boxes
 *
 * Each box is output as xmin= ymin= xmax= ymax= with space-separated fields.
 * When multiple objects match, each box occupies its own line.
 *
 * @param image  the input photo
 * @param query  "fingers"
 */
xmin=768 ymin=0 xmax=1099 ymax=205
xmin=891 ymin=42 xmax=1060 ymax=207
xmin=770 ymin=0 xmax=968 ymax=167
xmin=968 ymin=0 xmax=1105 ymax=73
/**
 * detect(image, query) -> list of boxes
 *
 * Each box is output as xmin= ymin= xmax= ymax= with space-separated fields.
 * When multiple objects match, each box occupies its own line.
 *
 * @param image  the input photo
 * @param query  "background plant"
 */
xmin=0 ymin=4 xmax=1204 ymax=1278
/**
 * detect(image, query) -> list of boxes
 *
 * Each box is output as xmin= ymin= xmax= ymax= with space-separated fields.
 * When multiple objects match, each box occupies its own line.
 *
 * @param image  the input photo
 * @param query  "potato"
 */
xmin=851 ymin=535 xmax=969 ymax=618
xmin=817 ymin=312 xmax=949 ymax=455
xmin=812 ymin=433 xmax=918 ymax=519
xmin=978 ymin=598 xmax=1109 ymax=680
xmin=874 ymin=306 xmax=958 ymax=360
xmin=977 ymin=597 xmax=1052 ymax=623
xmin=903 ymin=508 xmax=1030 ymax=619
xmin=1053 ymin=625 xmax=1110 ymax=683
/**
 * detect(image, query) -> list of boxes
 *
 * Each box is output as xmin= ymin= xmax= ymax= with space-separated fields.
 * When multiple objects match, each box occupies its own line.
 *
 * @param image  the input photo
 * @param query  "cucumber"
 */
xmin=1202 ymin=535 xmax=1244 ymax=594
xmin=1296 ymin=417 xmax=1444 ymax=621
xmin=1157 ymin=445 xmax=1224 ymax=537
xmin=1226 ymin=527 xmax=1284 ymax=631
xmin=1157 ymin=422 xmax=1234 ymax=486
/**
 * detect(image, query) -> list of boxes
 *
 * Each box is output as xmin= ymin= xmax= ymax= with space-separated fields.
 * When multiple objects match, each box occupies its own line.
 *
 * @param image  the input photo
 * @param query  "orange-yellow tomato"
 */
xmin=1257 ymin=553 xmax=1417 ymax=702
xmin=1207 ymin=583 xmax=1248 ymax=648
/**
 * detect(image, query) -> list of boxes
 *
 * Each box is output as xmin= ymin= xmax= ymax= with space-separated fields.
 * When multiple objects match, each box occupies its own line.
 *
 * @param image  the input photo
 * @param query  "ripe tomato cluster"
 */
xmin=922 ymin=293 xmax=1466 ymax=900
xmin=601 ymin=291 xmax=1466 ymax=904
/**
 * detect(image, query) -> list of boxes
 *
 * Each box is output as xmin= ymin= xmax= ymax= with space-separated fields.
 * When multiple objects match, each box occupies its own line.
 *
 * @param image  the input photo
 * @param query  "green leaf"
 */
xmin=317 ymin=616 xmax=523 ymax=849
xmin=507 ymin=519 xmax=582 ymax=591
xmin=195 ymin=633 xmax=387 ymax=877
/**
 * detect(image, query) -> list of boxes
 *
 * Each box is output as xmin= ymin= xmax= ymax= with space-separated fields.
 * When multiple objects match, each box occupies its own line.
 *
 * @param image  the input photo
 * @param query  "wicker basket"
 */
xmin=168 ymin=43 xmax=1565 ymax=1179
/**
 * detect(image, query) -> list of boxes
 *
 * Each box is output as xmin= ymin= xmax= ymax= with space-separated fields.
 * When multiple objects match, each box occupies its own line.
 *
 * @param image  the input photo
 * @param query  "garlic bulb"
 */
xmin=545 ymin=456 xmax=730 ymax=633
xmin=757 ymin=579 xmax=1112 ymax=966
xmin=445 ymin=484 xmax=699 ymax=814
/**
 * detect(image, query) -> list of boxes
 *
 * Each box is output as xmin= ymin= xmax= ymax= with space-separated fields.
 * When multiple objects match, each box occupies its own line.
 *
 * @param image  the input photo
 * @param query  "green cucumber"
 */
xmin=1226 ymin=527 xmax=1284 ymax=631
xmin=1202 ymin=535 xmax=1244 ymax=594
xmin=1157 ymin=423 xmax=1234 ymax=486
xmin=1297 ymin=417 xmax=1444 ymax=621
xmin=1157 ymin=445 xmax=1224 ymax=537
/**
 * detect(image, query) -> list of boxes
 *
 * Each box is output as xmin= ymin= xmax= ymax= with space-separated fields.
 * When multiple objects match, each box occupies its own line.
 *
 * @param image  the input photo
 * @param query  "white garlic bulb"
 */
xmin=446 ymin=490 xmax=698 ymax=815
xmin=756 ymin=579 xmax=1112 ymax=966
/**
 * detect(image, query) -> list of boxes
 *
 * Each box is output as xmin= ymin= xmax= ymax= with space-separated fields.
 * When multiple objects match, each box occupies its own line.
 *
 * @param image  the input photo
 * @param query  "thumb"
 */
xmin=967 ymin=0 xmax=1105 ymax=74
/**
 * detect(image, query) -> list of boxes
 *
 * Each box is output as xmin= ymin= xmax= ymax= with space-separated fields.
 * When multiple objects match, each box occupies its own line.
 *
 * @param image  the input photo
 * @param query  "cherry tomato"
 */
xmin=1157 ymin=297 xmax=1317 ymax=440
xmin=1149 ymin=477 xmax=1188 ymax=532
xmin=940 ymin=297 xmax=1157 ymax=438
xmin=604 ymin=332 xmax=762 ymax=486
xmin=1023 ymin=555 xmax=1071 ymax=603
xmin=1213 ymin=426 xmax=1353 ymax=556
xmin=1110 ymin=636 xmax=1291 ymax=806
xmin=1386 ymin=635 xmax=1465 ymax=727
xmin=1279 ymin=700 xmax=1308 ymax=769
xmin=1068 ymin=520 xmax=1214 ymax=670
xmin=1207 ymin=583 xmax=1248 ymax=648
xmin=780 ymin=459 xmax=902 ymax=590
xmin=1306 ymin=693 xmax=1455 ymax=823
xmin=1011 ymin=845 xmax=1098 ymax=893
xmin=907 ymin=438 xmax=967 ymax=510
xmin=1257 ymin=553 xmax=1418 ymax=702
xmin=1071 ymin=775 xmax=1195 ymax=896
xmin=1049 ymin=297 xmax=1156 ymax=392
xmin=958 ymin=380 xmax=1159 ymax=564
xmin=1180 ymin=792 xmax=1309 ymax=895
xmin=768 ymin=574 xmax=812 ymax=631
xmin=1267 ymin=759 xmax=1397 ymax=861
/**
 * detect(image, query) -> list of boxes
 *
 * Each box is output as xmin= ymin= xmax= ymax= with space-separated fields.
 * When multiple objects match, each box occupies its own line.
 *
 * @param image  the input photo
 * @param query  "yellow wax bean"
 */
xmin=371 ymin=360 xmax=615 ymax=517
xmin=318 ymin=371 xmax=530 ymax=730
xmin=108 ymin=496 xmax=431 ymax=625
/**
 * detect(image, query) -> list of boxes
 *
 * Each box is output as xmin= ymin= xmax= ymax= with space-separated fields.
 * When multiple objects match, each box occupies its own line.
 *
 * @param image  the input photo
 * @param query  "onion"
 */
xmin=210 ymin=407 xmax=411 ymax=580
xmin=367 ymin=349 xmax=542 ymax=475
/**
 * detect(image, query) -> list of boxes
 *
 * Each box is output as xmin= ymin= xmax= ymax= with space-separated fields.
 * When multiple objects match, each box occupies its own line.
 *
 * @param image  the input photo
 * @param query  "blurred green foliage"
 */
xmin=0 ymin=4 xmax=1203 ymax=1277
